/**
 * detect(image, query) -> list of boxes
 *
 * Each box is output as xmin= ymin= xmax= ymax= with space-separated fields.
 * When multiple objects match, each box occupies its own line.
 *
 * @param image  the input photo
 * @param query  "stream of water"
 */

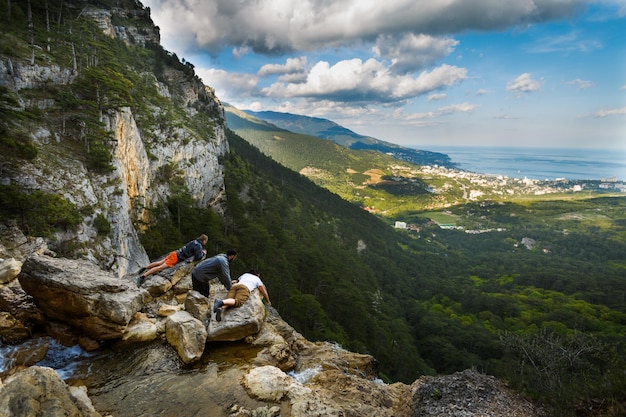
xmin=2 ymin=338 xmax=289 ymax=416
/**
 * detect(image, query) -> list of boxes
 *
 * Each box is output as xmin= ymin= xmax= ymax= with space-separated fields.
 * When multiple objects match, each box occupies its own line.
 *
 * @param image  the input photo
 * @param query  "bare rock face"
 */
xmin=19 ymin=255 xmax=148 ymax=340
xmin=165 ymin=311 xmax=207 ymax=364
xmin=0 ymin=366 xmax=101 ymax=417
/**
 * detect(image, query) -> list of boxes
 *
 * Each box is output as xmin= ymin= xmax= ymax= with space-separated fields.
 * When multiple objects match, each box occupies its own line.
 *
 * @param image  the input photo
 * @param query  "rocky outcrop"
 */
xmin=207 ymin=290 xmax=267 ymax=342
xmin=0 ymin=366 xmax=101 ymax=417
xmin=0 ymin=249 xmax=546 ymax=417
xmin=18 ymin=255 xmax=148 ymax=340
xmin=0 ymin=5 xmax=229 ymax=278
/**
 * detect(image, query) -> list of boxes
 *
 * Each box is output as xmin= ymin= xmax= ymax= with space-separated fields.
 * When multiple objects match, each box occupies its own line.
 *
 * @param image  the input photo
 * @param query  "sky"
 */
xmin=141 ymin=0 xmax=626 ymax=150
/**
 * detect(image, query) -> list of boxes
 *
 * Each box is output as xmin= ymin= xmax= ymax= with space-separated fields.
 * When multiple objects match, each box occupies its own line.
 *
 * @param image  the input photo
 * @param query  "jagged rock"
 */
xmin=68 ymin=385 xmax=103 ymax=417
xmin=0 ymin=279 xmax=43 ymax=323
xmin=137 ymin=260 xmax=196 ymax=298
xmin=207 ymin=290 xmax=266 ymax=342
xmin=0 ymin=280 xmax=44 ymax=342
xmin=0 ymin=258 xmax=21 ymax=284
xmin=165 ymin=311 xmax=207 ymax=364
xmin=120 ymin=312 xmax=158 ymax=344
xmin=157 ymin=303 xmax=182 ymax=317
xmin=408 ymin=369 xmax=545 ymax=417
xmin=184 ymin=290 xmax=211 ymax=325
xmin=0 ymin=223 xmax=50 ymax=261
xmin=19 ymin=255 xmax=149 ymax=340
xmin=0 ymin=311 xmax=30 ymax=343
xmin=141 ymin=274 xmax=173 ymax=296
xmin=0 ymin=366 xmax=100 ymax=417
xmin=45 ymin=321 xmax=81 ymax=347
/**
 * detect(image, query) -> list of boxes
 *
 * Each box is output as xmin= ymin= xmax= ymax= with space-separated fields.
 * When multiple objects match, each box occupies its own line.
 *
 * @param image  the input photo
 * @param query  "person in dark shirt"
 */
xmin=191 ymin=249 xmax=237 ymax=296
xmin=136 ymin=234 xmax=208 ymax=287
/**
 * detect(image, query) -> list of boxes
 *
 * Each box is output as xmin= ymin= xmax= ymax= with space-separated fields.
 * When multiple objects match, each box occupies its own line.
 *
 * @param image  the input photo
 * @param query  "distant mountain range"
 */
xmin=231 ymin=108 xmax=457 ymax=168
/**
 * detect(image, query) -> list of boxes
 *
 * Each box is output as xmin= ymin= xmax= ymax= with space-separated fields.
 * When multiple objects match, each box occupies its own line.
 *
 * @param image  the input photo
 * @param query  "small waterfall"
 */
xmin=0 ymin=337 xmax=91 ymax=379
xmin=288 ymin=365 xmax=321 ymax=384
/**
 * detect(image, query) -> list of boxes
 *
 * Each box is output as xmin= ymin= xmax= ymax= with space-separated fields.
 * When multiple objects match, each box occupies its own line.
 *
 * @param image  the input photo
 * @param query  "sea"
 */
xmin=421 ymin=146 xmax=626 ymax=182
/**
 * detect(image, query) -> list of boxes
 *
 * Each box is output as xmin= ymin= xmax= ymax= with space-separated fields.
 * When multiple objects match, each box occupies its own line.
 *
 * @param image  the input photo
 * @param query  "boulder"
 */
xmin=19 ymin=255 xmax=148 ymax=340
xmin=0 ymin=279 xmax=44 ymax=326
xmin=121 ymin=312 xmax=158 ymax=344
xmin=165 ymin=311 xmax=206 ymax=364
xmin=242 ymin=365 xmax=297 ymax=402
xmin=0 ymin=280 xmax=43 ymax=343
xmin=184 ymin=290 xmax=210 ymax=324
xmin=0 ymin=366 xmax=101 ymax=417
xmin=0 ymin=258 xmax=21 ymax=284
xmin=0 ymin=311 xmax=30 ymax=343
xmin=207 ymin=290 xmax=266 ymax=342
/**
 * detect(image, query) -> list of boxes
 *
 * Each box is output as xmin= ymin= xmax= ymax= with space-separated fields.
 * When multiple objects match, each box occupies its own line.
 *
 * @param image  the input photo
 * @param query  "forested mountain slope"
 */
xmin=1 ymin=1 xmax=624 ymax=415
xmin=237 ymin=107 xmax=455 ymax=167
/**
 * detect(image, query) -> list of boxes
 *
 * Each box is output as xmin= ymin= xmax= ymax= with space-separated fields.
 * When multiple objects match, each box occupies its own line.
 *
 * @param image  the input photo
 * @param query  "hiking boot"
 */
xmin=215 ymin=307 xmax=222 ymax=322
xmin=136 ymin=275 xmax=145 ymax=287
xmin=213 ymin=299 xmax=223 ymax=313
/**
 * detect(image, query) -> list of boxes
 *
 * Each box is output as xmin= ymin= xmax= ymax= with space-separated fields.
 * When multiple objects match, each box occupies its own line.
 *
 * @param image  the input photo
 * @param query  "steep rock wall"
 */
xmin=0 ymin=5 xmax=229 ymax=277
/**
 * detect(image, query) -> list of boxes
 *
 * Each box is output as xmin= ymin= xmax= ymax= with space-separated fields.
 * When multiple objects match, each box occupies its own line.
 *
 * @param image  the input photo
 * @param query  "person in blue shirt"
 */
xmin=191 ymin=249 xmax=237 ymax=296
xmin=136 ymin=234 xmax=208 ymax=287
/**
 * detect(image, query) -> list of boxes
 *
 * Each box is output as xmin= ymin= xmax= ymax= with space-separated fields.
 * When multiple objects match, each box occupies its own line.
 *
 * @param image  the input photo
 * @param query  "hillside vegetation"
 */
xmin=216 ymin=131 xmax=625 ymax=416
xmin=224 ymin=109 xmax=626 ymax=416
xmin=1 ymin=2 xmax=624 ymax=416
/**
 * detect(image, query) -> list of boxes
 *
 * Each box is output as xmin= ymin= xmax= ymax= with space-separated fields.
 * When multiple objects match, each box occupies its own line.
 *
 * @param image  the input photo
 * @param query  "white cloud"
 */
xmin=373 ymin=33 xmax=459 ymax=73
xmin=566 ymin=78 xmax=593 ymax=89
xmin=195 ymin=68 xmax=260 ymax=101
xmin=261 ymin=59 xmax=467 ymax=103
xmin=403 ymin=102 xmax=476 ymax=120
xmin=258 ymin=57 xmax=308 ymax=77
xmin=428 ymin=93 xmax=447 ymax=101
xmin=476 ymin=89 xmax=493 ymax=95
xmin=526 ymin=31 xmax=603 ymax=53
xmin=592 ymin=107 xmax=626 ymax=117
xmin=143 ymin=0 xmax=591 ymax=56
xmin=506 ymin=73 xmax=542 ymax=94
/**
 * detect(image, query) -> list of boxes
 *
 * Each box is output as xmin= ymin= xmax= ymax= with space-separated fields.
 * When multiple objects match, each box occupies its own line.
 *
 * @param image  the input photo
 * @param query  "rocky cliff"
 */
xmin=0 ymin=0 xmax=228 ymax=277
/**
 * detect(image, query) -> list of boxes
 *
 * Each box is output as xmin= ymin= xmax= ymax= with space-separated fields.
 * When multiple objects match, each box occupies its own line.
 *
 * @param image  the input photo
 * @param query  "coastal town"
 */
xmin=417 ymin=164 xmax=626 ymax=199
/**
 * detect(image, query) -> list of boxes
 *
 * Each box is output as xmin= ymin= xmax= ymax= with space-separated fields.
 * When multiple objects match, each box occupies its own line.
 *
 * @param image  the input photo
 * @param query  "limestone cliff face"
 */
xmin=0 ymin=3 xmax=229 ymax=277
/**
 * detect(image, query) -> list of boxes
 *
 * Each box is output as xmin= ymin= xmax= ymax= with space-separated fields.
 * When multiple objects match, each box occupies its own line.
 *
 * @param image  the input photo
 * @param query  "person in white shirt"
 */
xmin=212 ymin=269 xmax=271 ymax=322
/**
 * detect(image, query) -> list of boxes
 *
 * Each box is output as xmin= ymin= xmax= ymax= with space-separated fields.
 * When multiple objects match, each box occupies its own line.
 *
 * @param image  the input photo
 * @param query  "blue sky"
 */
xmin=142 ymin=0 xmax=625 ymax=150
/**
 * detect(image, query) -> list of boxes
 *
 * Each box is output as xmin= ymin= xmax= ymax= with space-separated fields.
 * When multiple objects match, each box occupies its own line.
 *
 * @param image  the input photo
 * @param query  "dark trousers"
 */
xmin=191 ymin=273 xmax=210 ymax=297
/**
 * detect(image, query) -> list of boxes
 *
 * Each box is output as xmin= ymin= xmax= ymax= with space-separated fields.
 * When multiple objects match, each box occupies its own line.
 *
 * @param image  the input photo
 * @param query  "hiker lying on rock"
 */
xmin=213 ymin=269 xmax=271 ymax=322
xmin=137 ymin=234 xmax=208 ymax=286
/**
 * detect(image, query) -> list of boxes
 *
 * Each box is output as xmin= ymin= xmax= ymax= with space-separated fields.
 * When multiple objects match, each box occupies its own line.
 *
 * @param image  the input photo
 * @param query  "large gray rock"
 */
xmin=19 ymin=255 xmax=149 ymax=340
xmin=0 ymin=280 xmax=44 ymax=342
xmin=165 ymin=310 xmax=207 ymax=364
xmin=0 ymin=366 xmax=102 ymax=417
xmin=0 ymin=258 xmax=22 ymax=284
xmin=207 ymin=290 xmax=267 ymax=342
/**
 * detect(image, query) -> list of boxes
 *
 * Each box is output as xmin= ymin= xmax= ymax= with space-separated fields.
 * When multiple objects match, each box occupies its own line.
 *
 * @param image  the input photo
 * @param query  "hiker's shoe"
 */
xmin=213 ymin=299 xmax=223 ymax=313
xmin=138 ymin=267 xmax=146 ymax=274
xmin=215 ymin=307 xmax=222 ymax=322
xmin=136 ymin=275 xmax=145 ymax=287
